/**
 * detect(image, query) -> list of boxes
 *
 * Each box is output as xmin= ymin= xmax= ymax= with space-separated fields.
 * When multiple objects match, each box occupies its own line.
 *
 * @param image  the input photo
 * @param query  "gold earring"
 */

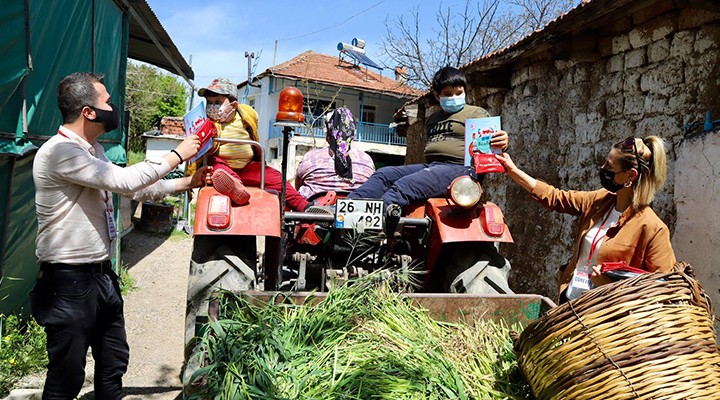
xmin=624 ymin=180 xmax=632 ymax=188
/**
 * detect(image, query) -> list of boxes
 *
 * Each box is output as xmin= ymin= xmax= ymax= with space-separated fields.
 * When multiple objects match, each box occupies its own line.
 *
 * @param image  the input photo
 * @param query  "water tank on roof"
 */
xmin=337 ymin=42 xmax=365 ymax=54
xmin=351 ymin=38 xmax=365 ymax=49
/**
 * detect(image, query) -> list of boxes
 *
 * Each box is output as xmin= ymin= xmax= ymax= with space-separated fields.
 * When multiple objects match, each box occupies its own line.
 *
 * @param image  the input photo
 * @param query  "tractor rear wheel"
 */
xmin=433 ymin=242 xmax=513 ymax=295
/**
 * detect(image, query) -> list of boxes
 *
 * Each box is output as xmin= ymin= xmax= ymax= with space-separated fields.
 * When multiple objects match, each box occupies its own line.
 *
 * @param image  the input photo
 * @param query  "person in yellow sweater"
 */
xmin=196 ymin=78 xmax=310 ymax=211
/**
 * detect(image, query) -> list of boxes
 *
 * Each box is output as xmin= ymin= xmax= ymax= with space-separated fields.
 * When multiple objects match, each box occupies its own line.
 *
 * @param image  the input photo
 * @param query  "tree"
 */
xmin=381 ymin=0 xmax=576 ymax=88
xmin=125 ymin=62 xmax=188 ymax=152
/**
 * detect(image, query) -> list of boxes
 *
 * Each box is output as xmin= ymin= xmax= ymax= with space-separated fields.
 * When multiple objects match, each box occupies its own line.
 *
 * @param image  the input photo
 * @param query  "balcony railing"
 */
xmin=268 ymin=117 xmax=406 ymax=146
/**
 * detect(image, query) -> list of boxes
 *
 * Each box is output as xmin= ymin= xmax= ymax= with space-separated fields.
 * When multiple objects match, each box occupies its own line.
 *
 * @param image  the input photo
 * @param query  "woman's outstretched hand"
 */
xmin=495 ymin=152 xmax=517 ymax=172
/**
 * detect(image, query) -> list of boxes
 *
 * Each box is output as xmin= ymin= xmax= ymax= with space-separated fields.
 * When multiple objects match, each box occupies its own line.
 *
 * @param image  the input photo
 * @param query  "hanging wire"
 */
xmin=277 ymin=0 xmax=386 ymax=41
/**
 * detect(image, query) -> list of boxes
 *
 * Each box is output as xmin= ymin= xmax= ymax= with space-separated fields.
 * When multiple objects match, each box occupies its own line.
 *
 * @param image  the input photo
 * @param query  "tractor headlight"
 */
xmin=449 ymin=176 xmax=482 ymax=208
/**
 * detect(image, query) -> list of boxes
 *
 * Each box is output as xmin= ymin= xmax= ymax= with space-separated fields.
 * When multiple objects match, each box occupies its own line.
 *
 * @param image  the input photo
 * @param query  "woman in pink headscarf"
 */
xmin=295 ymin=107 xmax=375 ymax=199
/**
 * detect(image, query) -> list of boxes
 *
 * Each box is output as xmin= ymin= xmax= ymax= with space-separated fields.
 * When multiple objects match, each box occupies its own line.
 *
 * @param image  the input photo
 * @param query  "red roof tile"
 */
xmin=260 ymin=51 xmax=422 ymax=98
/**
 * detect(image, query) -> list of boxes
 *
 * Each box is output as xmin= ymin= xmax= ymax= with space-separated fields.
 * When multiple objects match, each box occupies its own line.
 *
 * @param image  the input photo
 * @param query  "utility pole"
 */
xmin=245 ymin=52 xmax=261 ymax=88
xmin=187 ymin=54 xmax=195 ymax=110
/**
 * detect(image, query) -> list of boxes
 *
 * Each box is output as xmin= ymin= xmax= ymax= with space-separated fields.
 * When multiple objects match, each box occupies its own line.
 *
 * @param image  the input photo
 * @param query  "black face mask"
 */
xmin=87 ymin=103 xmax=119 ymax=132
xmin=598 ymin=167 xmax=624 ymax=192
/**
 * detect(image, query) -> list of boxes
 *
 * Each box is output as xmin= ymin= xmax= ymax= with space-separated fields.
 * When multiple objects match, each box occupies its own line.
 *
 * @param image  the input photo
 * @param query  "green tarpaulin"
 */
xmin=0 ymin=0 xmax=129 ymax=315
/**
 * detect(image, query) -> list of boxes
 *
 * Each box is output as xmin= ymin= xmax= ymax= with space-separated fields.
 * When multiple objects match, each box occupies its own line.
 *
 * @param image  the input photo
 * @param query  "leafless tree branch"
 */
xmin=380 ymin=0 xmax=575 ymax=89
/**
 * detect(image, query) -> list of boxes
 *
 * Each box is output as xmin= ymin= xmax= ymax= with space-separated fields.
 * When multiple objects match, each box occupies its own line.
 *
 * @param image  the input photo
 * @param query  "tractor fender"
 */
xmin=194 ymin=186 xmax=281 ymax=237
xmin=424 ymin=198 xmax=513 ymax=244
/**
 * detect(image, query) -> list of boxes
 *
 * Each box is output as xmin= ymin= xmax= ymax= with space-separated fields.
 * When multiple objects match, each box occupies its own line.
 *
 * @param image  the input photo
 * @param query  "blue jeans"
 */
xmin=347 ymin=162 xmax=471 ymax=209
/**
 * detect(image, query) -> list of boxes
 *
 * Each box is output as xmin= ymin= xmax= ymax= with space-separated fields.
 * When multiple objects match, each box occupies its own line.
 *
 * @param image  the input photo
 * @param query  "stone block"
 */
xmin=606 ymin=54 xmax=625 ymax=73
xmin=639 ymin=61 xmax=684 ymax=95
xmin=648 ymin=38 xmax=671 ymax=63
xmin=527 ymin=63 xmax=551 ymax=81
xmin=671 ymin=30 xmax=695 ymax=60
xmin=559 ymin=71 xmax=573 ymax=88
xmin=602 ymin=73 xmax=624 ymax=94
xmin=574 ymin=64 xmax=591 ymax=83
xmin=523 ymin=82 xmax=538 ymax=97
xmin=624 ymin=71 xmax=642 ymax=92
xmin=554 ymin=60 xmax=578 ymax=71
xmin=686 ymin=52 xmax=720 ymax=98
xmin=575 ymin=112 xmax=603 ymax=138
xmin=604 ymin=119 xmax=632 ymax=138
xmin=612 ymin=34 xmax=631 ymax=53
xmin=644 ymin=95 xmax=668 ymax=114
xmin=624 ymin=95 xmax=645 ymax=116
xmin=587 ymin=99 xmax=607 ymax=118
xmin=694 ymin=25 xmax=720 ymax=53
xmin=643 ymin=13 xmax=677 ymax=42
xmin=533 ymin=114 xmax=548 ymax=133
xmin=629 ymin=27 xmax=651 ymax=49
xmin=678 ymin=8 xmax=720 ymax=30
xmin=606 ymin=96 xmax=625 ymax=117
xmin=645 ymin=16 xmax=677 ymax=42
xmin=516 ymin=99 xmax=535 ymax=117
xmin=625 ymin=48 xmax=647 ymax=69
xmin=668 ymin=92 xmax=695 ymax=114
xmin=636 ymin=115 xmax=680 ymax=136
xmin=567 ymin=86 xmax=590 ymax=106
xmin=511 ymin=68 xmax=530 ymax=87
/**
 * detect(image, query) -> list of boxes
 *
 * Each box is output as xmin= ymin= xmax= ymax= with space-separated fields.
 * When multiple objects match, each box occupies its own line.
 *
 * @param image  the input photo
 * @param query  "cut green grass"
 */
xmin=186 ymin=271 xmax=532 ymax=399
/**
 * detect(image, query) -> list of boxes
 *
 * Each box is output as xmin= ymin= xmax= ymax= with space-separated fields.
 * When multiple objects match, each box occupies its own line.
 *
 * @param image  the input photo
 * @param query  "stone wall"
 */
xmin=463 ymin=6 xmax=720 ymax=303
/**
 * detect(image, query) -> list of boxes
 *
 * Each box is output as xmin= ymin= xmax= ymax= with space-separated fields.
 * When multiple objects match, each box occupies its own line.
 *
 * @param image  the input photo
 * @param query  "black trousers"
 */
xmin=30 ymin=262 xmax=129 ymax=400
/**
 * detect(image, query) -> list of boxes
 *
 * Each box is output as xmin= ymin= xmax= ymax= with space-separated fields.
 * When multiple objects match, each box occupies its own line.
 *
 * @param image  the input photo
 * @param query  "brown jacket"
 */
xmin=530 ymin=181 xmax=676 ymax=299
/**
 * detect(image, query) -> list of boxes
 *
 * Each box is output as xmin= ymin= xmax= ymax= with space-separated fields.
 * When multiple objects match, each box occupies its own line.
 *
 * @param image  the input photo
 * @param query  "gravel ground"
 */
xmin=6 ymin=228 xmax=193 ymax=400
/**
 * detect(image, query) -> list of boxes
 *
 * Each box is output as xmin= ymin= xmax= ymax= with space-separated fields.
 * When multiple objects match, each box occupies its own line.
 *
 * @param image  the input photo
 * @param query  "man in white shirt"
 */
xmin=31 ymin=72 xmax=205 ymax=400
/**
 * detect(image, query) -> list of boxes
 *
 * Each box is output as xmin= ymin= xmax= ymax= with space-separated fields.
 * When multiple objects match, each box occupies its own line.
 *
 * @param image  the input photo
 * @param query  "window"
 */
xmin=305 ymin=99 xmax=336 ymax=118
xmin=362 ymin=105 xmax=376 ymax=124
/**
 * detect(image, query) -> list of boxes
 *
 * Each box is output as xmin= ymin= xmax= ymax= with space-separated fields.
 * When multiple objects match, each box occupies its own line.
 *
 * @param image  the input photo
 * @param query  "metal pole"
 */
xmin=280 ymin=126 xmax=292 ymax=214
xmin=278 ymin=125 xmax=293 ymax=289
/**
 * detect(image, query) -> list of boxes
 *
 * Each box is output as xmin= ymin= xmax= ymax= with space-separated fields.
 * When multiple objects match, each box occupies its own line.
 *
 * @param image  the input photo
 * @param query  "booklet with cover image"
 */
xmin=465 ymin=116 xmax=505 ymax=173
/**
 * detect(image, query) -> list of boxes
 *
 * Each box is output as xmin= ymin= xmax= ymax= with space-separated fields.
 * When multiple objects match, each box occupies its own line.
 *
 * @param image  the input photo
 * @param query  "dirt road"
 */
xmin=101 ymin=229 xmax=192 ymax=400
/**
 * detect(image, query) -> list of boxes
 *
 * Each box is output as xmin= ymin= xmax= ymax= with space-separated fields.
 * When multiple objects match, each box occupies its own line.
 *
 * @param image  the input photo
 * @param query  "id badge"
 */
xmin=570 ymin=270 xmax=592 ymax=291
xmin=106 ymin=208 xmax=117 ymax=241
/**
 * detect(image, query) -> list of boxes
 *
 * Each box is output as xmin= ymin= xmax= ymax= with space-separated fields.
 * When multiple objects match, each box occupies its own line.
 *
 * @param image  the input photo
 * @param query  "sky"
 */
xmin=146 ymin=0 xmax=465 ymax=90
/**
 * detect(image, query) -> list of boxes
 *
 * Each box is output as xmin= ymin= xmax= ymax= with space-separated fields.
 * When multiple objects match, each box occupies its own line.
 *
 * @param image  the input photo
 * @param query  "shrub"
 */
xmin=0 ymin=314 xmax=47 ymax=397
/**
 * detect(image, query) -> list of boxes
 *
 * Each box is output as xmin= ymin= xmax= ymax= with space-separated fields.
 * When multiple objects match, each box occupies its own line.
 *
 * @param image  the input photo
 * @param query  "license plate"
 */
xmin=335 ymin=199 xmax=384 ymax=231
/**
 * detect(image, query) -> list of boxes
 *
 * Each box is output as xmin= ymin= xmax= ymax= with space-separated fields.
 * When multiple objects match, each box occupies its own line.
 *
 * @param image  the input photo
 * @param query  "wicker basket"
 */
xmin=515 ymin=262 xmax=720 ymax=399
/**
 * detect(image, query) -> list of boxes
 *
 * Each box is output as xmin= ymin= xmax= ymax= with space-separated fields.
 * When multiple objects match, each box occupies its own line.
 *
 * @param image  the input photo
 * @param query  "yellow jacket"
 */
xmin=186 ymin=104 xmax=259 ymax=175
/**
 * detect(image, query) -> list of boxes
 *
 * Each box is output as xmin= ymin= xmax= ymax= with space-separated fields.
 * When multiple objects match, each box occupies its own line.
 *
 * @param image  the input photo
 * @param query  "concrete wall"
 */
xmin=439 ymin=6 xmax=720 ymax=317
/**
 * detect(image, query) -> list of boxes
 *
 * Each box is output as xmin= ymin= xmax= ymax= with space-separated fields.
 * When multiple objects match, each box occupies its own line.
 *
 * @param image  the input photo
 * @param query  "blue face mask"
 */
xmin=439 ymin=94 xmax=465 ymax=113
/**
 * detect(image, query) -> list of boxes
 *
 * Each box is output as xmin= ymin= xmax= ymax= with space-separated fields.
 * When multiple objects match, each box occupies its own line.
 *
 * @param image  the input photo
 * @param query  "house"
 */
xmin=399 ymin=0 xmax=720 ymax=325
xmin=237 ymin=50 xmax=422 ymax=177
xmin=0 ymin=0 xmax=193 ymax=315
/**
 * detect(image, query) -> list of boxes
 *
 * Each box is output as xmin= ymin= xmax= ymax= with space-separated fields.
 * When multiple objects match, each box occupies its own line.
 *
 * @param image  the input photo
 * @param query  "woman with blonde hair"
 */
xmin=497 ymin=136 xmax=676 ymax=303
